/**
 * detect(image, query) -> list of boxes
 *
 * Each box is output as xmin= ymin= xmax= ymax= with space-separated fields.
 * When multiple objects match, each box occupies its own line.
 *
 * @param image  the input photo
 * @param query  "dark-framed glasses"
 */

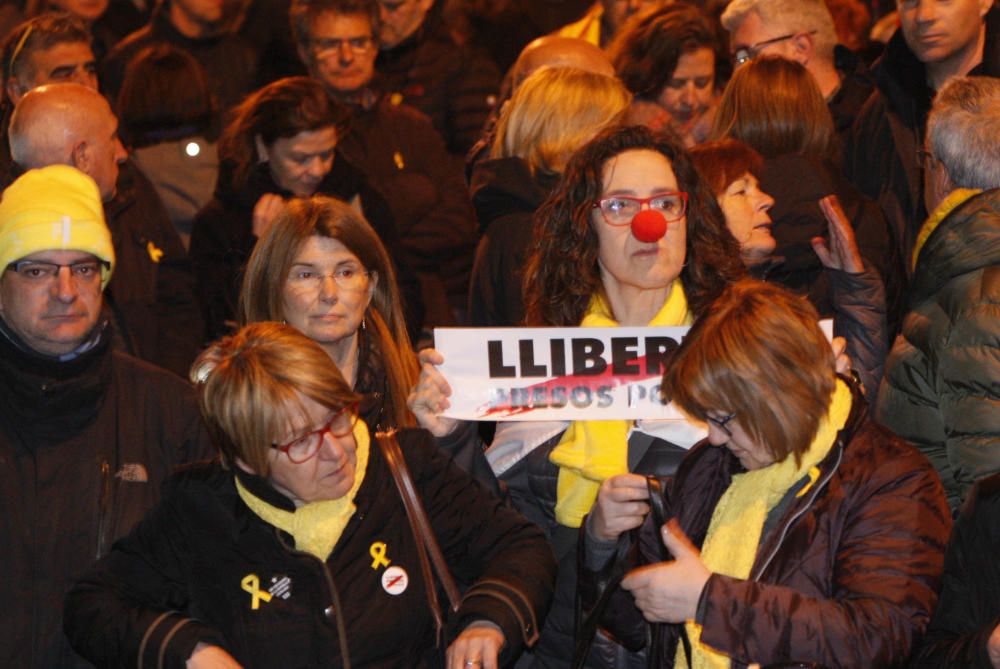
xmin=311 ymin=35 xmax=375 ymax=60
xmin=6 ymin=259 xmax=109 ymax=283
xmin=706 ymin=411 xmax=737 ymax=436
xmin=271 ymin=402 xmax=360 ymax=464
xmin=593 ymin=192 xmax=688 ymax=226
xmin=733 ymin=30 xmax=817 ymax=66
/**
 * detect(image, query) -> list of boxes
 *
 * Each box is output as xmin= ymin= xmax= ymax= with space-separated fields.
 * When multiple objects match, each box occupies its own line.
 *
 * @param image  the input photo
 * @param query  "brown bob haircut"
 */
xmin=191 ymin=321 xmax=362 ymax=475
xmin=523 ymin=124 xmax=745 ymax=326
xmin=662 ymin=279 xmax=836 ymax=466
xmin=711 ymin=56 xmax=834 ymax=159
xmin=219 ymin=76 xmax=350 ymax=192
xmin=117 ymin=44 xmax=215 ymax=148
xmin=689 ymin=138 xmax=764 ymax=197
xmin=239 ymin=195 xmax=417 ymax=429
xmin=609 ymin=3 xmax=725 ymax=101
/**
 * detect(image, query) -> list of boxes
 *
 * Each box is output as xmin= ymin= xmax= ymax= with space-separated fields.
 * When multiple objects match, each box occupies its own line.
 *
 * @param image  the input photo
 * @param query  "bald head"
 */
xmin=9 ymin=83 xmax=126 ymax=201
xmin=510 ymin=36 xmax=614 ymax=90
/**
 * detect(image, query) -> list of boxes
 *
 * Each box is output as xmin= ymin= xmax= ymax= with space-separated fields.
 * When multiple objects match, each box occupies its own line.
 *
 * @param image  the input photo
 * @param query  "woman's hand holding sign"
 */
xmin=408 ymin=348 xmax=460 ymax=437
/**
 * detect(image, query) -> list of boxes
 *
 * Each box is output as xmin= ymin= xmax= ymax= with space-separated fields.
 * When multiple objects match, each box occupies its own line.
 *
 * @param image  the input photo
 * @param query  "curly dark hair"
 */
xmin=522 ymin=124 xmax=745 ymax=326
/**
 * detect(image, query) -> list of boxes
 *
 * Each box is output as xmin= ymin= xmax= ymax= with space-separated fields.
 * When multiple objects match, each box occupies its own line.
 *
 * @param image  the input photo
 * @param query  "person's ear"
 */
xmin=254 ymin=134 xmax=269 ymax=163
xmin=71 ymin=140 xmax=90 ymax=173
xmin=366 ymin=270 xmax=378 ymax=304
xmin=790 ymin=31 xmax=813 ymax=66
xmin=5 ymin=76 xmax=27 ymax=105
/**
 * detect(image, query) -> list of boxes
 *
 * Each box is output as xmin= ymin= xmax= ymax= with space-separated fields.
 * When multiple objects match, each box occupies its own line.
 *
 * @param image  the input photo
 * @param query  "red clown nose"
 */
xmin=630 ymin=209 xmax=668 ymax=243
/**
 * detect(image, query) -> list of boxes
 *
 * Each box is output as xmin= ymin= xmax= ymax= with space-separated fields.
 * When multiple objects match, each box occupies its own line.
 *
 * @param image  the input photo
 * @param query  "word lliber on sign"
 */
xmin=487 ymin=336 xmax=681 ymax=379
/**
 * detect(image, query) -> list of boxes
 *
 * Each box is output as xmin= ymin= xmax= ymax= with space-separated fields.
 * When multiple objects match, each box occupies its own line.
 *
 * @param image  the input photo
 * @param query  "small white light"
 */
xmin=185 ymin=141 xmax=201 ymax=157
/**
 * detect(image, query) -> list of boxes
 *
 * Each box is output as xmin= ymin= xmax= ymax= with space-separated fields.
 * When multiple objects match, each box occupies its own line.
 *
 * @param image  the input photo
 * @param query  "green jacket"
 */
xmin=876 ymin=188 xmax=1000 ymax=511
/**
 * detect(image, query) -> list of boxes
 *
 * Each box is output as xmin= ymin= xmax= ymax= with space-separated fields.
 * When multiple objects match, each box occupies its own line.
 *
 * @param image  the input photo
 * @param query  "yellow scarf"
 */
xmin=550 ymin=280 xmax=692 ymax=528
xmin=236 ymin=417 xmax=371 ymax=561
xmin=911 ymin=188 xmax=981 ymax=271
xmin=675 ymin=379 xmax=852 ymax=669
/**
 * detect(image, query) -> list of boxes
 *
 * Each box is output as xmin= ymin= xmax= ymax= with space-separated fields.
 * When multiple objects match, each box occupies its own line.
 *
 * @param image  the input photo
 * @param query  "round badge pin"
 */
xmin=381 ymin=565 xmax=409 ymax=595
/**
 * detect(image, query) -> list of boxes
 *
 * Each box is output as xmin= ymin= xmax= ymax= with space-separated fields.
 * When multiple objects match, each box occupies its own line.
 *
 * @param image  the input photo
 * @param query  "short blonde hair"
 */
xmin=491 ymin=66 xmax=630 ymax=176
xmin=191 ymin=322 xmax=361 ymax=475
xmin=662 ymin=279 xmax=836 ymax=466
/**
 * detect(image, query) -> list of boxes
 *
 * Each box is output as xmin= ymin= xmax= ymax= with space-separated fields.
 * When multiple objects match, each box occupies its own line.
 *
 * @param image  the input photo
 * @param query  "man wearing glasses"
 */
xmin=720 ymin=0 xmax=874 ymax=153
xmin=0 ymin=165 xmax=212 ymax=668
xmin=291 ymin=0 xmax=477 ymax=330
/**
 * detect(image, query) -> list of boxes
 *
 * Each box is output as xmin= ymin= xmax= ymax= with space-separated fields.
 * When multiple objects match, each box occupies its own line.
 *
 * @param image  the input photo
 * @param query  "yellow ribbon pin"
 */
xmin=146 ymin=241 xmax=164 ymax=263
xmin=370 ymin=541 xmax=391 ymax=569
xmin=241 ymin=574 xmax=272 ymax=610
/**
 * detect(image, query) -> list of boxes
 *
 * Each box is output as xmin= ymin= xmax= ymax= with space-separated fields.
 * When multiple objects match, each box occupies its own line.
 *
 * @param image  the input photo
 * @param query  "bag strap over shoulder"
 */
xmin=376 ymin=430 xmax=461 ymax=646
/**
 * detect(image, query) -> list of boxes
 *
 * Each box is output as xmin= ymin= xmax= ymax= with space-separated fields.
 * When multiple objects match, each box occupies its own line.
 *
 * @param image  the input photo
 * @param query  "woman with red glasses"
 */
xmin=409 ymin=125 xmax=745 ymax=667
xmin=64 ymin=322 xmax=555 ymax=669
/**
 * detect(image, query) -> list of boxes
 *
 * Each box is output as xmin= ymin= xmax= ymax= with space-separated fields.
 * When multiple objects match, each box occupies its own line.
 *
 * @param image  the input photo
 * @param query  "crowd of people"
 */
xmin=1 ymin=0 xmax=999 ymax=667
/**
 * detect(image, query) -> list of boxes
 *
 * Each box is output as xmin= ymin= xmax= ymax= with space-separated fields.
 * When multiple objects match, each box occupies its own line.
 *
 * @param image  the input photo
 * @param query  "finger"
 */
xmin=621 ymin=562 xmax=658 ymax=590
xmin=661 ymin=519 xmax=699 ymax=558
xmin=831 ymin=336 xmax=847 ymax=358
xmin=810 ymin=236 xmax=834 ymax=266
xmin=417 ymin=348 xmax=444 ymax=365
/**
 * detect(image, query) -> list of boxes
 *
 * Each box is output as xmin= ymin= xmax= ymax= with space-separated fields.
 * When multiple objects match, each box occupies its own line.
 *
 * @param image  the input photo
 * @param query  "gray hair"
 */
xmin=720 ymin=0 xmax=838 ymax=62
xmin=928 ymin=76 xmax=1000 ymax=190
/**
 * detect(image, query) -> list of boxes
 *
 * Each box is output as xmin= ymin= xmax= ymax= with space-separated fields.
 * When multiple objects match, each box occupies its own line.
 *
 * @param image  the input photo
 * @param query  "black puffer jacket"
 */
xmin=583 ymin=383 xmax=951 ymax=668
xmin=65 ymin=428 xmax=555 ymax=669
xmin=911 ymin=472 xmax=1000 ymax=668
xmin=189 ymin=156 xmax=422 ymax=341
xmin=0 ymin=321 xmax=213 ymax=669
xmin=876 ymin=188 xmax=1000 ymax=512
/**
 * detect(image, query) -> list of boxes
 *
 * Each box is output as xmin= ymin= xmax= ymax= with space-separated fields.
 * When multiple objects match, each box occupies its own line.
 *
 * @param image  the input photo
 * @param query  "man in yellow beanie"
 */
xmin=0 ymin=166 xmax=213 ymax=669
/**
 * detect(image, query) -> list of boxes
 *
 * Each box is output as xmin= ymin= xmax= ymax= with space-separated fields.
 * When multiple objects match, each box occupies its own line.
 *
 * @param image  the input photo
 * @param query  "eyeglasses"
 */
xmin=593 ymin=192 xmax=688 ymax=226
xmin=271 ymin=402 xmax=359 ymax=464
xmin=6 ymin=259 xmax=109 ymax=283
xmin=917 ymin=149 xmax=939 ymax=172
xmin=732 ymin=30 xmax=817 ymax=66
xmin=311 ymin=35 xmax=375 ymax=60
xmin=706 ymin=411 xmax=737 ymax=436
xmin=286 ymin=265 xmax=371 ymax=293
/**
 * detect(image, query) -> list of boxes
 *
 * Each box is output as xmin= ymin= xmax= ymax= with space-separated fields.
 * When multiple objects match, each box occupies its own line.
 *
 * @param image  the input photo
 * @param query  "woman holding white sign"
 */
xmin=410 ymin=124 xmax=746 ymax=667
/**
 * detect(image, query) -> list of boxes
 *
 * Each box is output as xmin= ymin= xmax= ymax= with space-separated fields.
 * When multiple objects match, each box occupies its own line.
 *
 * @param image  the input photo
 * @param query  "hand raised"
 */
xmin=407 ymin=348 xmax=460 ymax=437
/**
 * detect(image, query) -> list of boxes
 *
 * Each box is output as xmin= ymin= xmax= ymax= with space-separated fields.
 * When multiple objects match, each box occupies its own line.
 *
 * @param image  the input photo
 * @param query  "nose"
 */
xmin=337 ymin=41 xmax=355 ymax=63
xmin=307 ymin=155 xmax=330 ymax=180
xmin=114 ymin=137 xmax=128 ymax=163
xmin=51 ymin=267 xmax=80 ymax=303
xmin=678 ymin=81 xmax=697 ymax=107
xmin=318 ymin=430 xmax=351 ymax=462
xmin=318 ymin=273 xmax=340 ymax=301
xmin=914 ymin=0 xmax=937 ymax=23
xmin=72 ymin=68 xmax=98 ymax=91
xmin=757 ymin=191 xmax=774 ymax=213
xmin=706 ymin=422 xmax=729 ymax=446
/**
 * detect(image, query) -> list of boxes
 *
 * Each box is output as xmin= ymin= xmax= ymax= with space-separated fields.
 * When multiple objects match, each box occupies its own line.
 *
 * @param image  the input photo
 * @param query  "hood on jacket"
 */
xmin=469 ymin=157 xmax=557 ymax=232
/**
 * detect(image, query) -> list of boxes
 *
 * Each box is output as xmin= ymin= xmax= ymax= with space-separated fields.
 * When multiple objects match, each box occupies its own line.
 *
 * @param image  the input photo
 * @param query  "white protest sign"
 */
xmin=435 ymin=326 xmax=692 ymax=421
xmin=434 ymin=320 xmax=834 ymax=422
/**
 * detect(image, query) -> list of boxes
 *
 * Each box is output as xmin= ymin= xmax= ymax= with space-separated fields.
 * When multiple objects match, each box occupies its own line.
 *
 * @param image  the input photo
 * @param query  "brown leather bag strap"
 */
xmin=376 ymin=430 xmax=461 ymax=644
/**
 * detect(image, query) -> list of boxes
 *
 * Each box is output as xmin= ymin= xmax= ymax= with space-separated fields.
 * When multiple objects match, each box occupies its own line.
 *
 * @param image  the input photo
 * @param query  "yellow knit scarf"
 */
xmin=236 ymin=417 xmax=371 ymax=561
xmin=550 ymin=280 xmax=692 ymax=528
xmin=675 ymin=379 xmax=852 ymax=669
xmin=912 ymin=188 xmax=981 ymax=271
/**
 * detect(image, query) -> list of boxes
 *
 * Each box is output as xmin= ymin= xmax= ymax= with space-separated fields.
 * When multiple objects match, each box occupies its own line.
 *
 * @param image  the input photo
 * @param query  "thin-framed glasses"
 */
xmin=271 ymin=402 xmax=359 ymax=464
xmin=311 ymin=35 xmax=375 ymax=60
xmin=6 ymin=259 xmax=109 ymax=283
xmin=706 ymin=411 xmax=737 ymax=436
xmin=593 ymin=192 xmax=688 ymax=226
xmin=733 ymin=30 xmax=817 ymax=66
xmin=286 ymin=264 xmax=371 ymax=292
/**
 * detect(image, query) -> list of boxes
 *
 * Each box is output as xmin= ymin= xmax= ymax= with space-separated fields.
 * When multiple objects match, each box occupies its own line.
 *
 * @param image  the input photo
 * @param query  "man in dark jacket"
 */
xmin=845 ymin=0 xmax=999 ymax=277
xmin=876 ymin=76 xmax=1000 ymax=512
xmin=8 ymin=82 xmax=204 ymax=376
xmin=372 ymin=0 xmax=499 ymax=156
xmin=291 ymin=0 xmax=478 ymax=327
xmin=0 ymin=165 xmax=213 ymax=669
xmin=101 ymin=0 xmax=258 ymax=114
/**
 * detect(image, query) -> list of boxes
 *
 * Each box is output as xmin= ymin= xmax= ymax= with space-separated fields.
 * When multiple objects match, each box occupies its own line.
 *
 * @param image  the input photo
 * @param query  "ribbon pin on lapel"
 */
xmin=241 ymin=574 xmax=273 ymax=610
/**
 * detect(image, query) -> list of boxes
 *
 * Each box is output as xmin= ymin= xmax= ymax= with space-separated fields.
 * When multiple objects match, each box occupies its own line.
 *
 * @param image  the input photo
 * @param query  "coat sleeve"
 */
xmin=400 ymin=428 xmax=556 ymax=664
xmin=694 ymin=452 xmax=950 ymax=669
xmin=63 ymin=477 xmax=229 ymax=669
xmin=911 ymin=477 xmax=1000 ymax=668
xmin=828 ymin=264 xmax=888 ymax=406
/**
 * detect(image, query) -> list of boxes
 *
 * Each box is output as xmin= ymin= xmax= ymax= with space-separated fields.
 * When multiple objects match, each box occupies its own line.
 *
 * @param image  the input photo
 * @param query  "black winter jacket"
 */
xmin=911 ymin=472 xmax=1000 ymax=668
xmin=65 ymin=428 xmax=556 ymax=669
xmin=189 ymin=157 xmax=423 ymax=341
xmin=0 ymin=321 xmax=214 ymax=669
xmin=468 ymin=157 xmax=558 ymax=327
xmin=583 ymin=384 xmax=951 ymax=669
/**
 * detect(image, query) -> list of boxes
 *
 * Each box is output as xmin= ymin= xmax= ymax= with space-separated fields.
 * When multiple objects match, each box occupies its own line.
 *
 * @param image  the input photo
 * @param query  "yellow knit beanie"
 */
xmin=0 ymin=166 xmax=114 ymax=288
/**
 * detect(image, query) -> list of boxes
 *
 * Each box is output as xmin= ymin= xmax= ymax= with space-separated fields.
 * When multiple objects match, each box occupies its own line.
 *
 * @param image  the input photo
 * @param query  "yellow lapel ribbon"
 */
xmin=676 ymin=379 xmax=852 ymax=669
xmin=236 ymin=416 xmax=370 ymax=561
xmin=240 ymin=574 xmax=272 ymax=610
xmin=550 ymin=280 xmax=691 ymax=528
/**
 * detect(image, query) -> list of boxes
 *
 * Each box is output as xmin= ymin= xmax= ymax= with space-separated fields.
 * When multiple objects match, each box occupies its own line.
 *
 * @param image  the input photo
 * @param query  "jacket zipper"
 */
xmin=96 ymin=460 xmax=113 ymax=560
